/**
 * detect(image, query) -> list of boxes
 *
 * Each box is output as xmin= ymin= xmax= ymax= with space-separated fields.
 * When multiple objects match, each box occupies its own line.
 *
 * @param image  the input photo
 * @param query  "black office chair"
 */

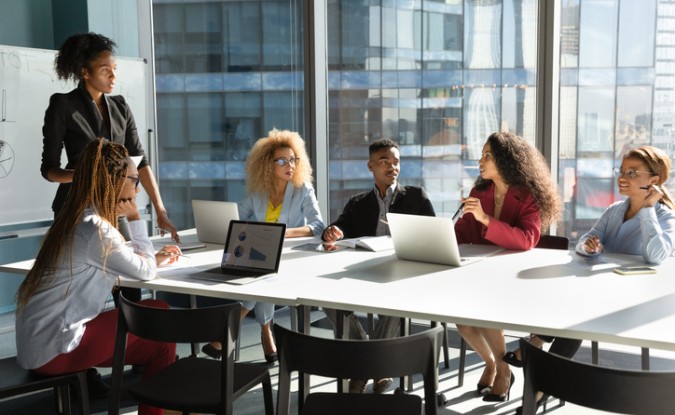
xmin=0 ymin=357 xmax=89 ymax=415
xmin=274 ymin=323 xmax=443 ymax=415
xmin=108 ymin=294 xmax=273 ymax=415
xmin=456 ymin=235 xmax=570 ymax=387
xmin=520 ymin=338 xmax=675 ymax=414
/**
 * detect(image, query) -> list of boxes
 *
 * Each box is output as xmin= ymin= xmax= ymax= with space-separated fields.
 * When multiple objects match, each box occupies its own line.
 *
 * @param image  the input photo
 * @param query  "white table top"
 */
xmin=4 ymin=230 xmax=675 ymax=351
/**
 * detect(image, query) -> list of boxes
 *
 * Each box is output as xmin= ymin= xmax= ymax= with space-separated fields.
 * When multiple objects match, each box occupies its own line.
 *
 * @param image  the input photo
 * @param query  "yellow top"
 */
xmin=266 ymin=201 xmax=282 ymax=223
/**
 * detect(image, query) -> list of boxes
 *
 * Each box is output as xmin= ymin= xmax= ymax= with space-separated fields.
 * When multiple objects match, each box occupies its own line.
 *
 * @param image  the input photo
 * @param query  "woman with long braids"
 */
xmin=16 ymin=139 xmax=180 ymax=415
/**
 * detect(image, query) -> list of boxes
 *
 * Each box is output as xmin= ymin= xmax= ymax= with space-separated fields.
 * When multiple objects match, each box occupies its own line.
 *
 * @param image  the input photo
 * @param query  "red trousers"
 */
xmin=35 ymin=299 xmax=176 ymax=415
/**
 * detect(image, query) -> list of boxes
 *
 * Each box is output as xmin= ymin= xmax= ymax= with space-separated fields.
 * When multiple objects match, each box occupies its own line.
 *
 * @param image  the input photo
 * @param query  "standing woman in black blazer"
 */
xmin=40 ymin=32 xmax=179 ymax=241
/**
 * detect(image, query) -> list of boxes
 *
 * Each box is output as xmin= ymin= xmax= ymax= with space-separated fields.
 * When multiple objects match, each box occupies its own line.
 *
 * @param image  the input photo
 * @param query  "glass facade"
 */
xmin=152 ymin=0 xmax=675 ymax=243
xmin=153 ymin=0 xmax=305 ymax=228
xmin=558 ymin=0 xmax=674 ymax=240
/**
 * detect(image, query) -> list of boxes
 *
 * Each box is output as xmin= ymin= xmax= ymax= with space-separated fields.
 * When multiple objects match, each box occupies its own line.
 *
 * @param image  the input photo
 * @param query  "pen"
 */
xmin=158 ymin=250 xmax=190 ymax=258
xmin=452 ymin=202 xmax=465 ymax=224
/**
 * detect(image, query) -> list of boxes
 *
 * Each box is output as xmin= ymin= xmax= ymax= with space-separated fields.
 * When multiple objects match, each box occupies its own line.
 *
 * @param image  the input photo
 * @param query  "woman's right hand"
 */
xmin=462 ymin=196 xmax=490 ymax=226
xmin=323 ymin=225 xmax=344 ymax=242
xmin=117 ymin=198 xmax=141 ymax=222
xmin=582 ymin=235 xmax=603 ymax=254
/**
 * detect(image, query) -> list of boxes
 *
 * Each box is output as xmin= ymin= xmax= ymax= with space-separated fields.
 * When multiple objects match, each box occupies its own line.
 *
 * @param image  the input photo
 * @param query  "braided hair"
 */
xmin=16 ymin=139 xmax=129 ymax=310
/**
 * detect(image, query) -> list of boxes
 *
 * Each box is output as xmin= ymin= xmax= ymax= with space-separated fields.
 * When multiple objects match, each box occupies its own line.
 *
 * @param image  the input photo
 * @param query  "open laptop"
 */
xmin=192 ymin=199 xmax=240 ymax=244
xmin=386 ymin=212 xmax=503 ymax=266
xmin=190 ymin=220 xmax=286 ymax=285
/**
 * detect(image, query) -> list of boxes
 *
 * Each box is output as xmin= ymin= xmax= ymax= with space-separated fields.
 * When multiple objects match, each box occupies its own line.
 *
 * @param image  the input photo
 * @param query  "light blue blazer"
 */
xmin=238 ymin=181 xmax=326 ymax=237
xmin=575 ymin=199 xmax=675 ymax=264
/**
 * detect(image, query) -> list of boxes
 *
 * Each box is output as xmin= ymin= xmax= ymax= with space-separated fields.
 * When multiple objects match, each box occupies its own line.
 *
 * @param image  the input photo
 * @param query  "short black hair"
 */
xmin=368 ymin=139 xmax=399 ymax=156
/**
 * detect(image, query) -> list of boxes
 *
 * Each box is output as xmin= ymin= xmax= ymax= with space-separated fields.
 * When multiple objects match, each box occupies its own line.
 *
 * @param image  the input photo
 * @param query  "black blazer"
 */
xmin=41 ymin=82 xmax=147 ymax=212
xmin=323 ymin=184 xmax=435 ymax=240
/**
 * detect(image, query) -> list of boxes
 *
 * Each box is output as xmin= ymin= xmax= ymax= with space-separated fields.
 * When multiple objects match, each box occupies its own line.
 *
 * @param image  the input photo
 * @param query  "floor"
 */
xmin=2 ymin=306 xmax=675 ymax=414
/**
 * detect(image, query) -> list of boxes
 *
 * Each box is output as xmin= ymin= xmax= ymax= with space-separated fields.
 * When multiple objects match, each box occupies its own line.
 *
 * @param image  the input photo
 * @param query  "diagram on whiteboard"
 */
xmin=0 ymin=139 xmax=14 ymax=178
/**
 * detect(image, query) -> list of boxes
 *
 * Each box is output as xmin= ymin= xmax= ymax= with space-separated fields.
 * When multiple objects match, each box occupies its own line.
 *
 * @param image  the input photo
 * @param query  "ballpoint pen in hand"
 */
xmin=452 ymin=202 xmax=465 ymax=224
xmin=157 ymin=250 xmax=190 ymax=258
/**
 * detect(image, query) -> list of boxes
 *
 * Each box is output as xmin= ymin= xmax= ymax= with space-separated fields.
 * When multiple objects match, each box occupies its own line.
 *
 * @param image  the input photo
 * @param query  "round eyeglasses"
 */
xmin=273 ymin=157 xmax=299 ymax=167
xmin=612 ymin=168 xmax=655 ymax=179
xmin=127 ymin=175 xmax=140 ymax=189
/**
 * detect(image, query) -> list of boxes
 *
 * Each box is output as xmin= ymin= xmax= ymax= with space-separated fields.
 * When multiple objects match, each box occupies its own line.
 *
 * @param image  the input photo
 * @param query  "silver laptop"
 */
xmin=192 ymin=200 xmax=240 ymax=244
xmin=191 ymin=220 xmax=286 ymax=285
xmin=386 ymin=212 xmax=503 ymax=266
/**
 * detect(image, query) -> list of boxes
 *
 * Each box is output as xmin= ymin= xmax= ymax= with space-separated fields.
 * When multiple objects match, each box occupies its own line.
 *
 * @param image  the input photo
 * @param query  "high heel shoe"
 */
xmin=476 ymin=382 xmax=492 ymax=394
xmin=514 ymin=394 xmax=550 ymax=414
xmin=482 ymin=372 xmax=515 ymax=402
xmin=261 ymin=333 xmax=278 ymax=364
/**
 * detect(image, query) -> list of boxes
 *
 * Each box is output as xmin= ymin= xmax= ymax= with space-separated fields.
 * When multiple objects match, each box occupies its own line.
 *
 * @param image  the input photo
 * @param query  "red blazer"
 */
xmin=454 ymin=183 xmax=540 ymax=250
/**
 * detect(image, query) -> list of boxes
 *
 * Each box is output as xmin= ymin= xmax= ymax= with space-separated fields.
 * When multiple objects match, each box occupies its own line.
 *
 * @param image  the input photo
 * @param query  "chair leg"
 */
xmin=458 ymin=337 xmax=467 ymax=387
xmin=75 ymin=371 xmax=90 ymax=415
xmin=591 ymin=341 xmax=599 ymax=365
xmin=54 ymin=384 xmax=72 ymax=415
xmin=642 ymin=347 xmax=650 ymax=370
xmin=441 ymin=322 xmax=450 ymax=369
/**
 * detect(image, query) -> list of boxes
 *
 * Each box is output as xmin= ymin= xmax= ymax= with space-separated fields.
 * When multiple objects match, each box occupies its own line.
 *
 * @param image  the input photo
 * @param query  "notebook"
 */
xmin=192 ymin=199 xmax=240 ymax=244
xmin=386 ymin=212 xmax=503 ymax=266
xmin=190 ymin=220 xmax=286 ymax=285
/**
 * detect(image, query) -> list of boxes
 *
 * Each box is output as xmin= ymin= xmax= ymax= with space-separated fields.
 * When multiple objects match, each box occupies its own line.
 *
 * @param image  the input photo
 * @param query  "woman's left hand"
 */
xmin=642 ymin=185 xmax=664 ymax=208
xmin=155 ymin=244 xmax=182 ymax=266
xmin=157 ymin=211 xmax=181 ymax=243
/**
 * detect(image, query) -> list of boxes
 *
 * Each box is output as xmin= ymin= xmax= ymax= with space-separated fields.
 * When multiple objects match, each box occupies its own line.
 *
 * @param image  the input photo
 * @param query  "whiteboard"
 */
xmin=0 ymin=45 xmax=149 ymax=226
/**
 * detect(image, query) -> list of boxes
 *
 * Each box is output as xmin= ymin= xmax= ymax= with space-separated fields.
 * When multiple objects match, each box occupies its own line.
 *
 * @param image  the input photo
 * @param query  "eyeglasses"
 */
xmin=127 ymin=175 xmax=140 ymax=189
xmin=273 ymin=157 xmax=299 ymax=167
xmin=612 ymin=168 xmax=655 ymax=179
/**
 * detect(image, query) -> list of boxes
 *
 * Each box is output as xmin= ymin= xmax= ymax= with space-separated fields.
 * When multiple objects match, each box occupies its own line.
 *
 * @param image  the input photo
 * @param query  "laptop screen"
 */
xmin=221 ymin=220 xmax=286 ymax=273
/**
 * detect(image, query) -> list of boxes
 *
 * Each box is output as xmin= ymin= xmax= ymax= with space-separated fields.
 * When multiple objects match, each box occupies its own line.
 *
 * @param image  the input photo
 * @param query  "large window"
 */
xmin=326 ymin=0 xmax=539 ymax=219
xmin=153 ymin=0 xmax=304 ymax=229
xmin=152 ymin=0 xmax=675 ymax=243
xmin=558 ymin=0 xmax=671 ymax=239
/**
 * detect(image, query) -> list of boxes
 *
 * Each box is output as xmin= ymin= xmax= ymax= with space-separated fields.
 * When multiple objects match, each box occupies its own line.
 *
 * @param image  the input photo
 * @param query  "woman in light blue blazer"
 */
xmin=202 ymin=129 xmax=325 ymax=363
xmin=576 ymin=145 xmax=675 ymax=264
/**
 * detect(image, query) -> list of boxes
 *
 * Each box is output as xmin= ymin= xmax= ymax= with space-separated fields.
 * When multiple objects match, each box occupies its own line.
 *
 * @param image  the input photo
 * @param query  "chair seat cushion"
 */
xmin=127 ymin=356 xmax=269 ymax=412
xmin=302 ymin=392 xmax=422 ymax=415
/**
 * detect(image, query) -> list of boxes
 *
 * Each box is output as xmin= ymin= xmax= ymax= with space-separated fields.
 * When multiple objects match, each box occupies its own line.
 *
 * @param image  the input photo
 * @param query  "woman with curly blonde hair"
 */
xmin=201 ymin=129 xmax=325 ymax=363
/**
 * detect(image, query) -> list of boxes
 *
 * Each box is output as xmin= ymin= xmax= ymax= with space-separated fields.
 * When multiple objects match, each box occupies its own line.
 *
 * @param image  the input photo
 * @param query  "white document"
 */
xmin=334 ymin=235 xmax=394 ymax=252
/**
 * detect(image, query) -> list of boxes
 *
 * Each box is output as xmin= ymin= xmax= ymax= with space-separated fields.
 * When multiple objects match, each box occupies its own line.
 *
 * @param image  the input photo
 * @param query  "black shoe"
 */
xmin=201 ymin=343 xmax=222 ymax=359
xmin=476 ymin=382 xmax=492 ymax=394
xmin=261 ymin=333 xmax=277 ymax=364
xmin=86 ymin=368 xmax=110 ymax=400
xmin=482 ymin=372 xmax=515 ymax=402
xmin=515 ymin=394 xmax=550 ymax=414
xmin=502 ymin=351 xmax=523 ymax=367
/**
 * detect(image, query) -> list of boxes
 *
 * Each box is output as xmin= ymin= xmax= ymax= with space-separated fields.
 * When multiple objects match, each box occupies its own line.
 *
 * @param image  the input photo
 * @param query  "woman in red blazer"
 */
xmin=454 ymin=131 xmax=562 ymax=403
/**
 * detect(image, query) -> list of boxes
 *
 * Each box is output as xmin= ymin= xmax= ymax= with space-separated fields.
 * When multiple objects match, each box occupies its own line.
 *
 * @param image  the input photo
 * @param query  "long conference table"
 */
xmin=3 ymin=229 xmax=675 ymax=354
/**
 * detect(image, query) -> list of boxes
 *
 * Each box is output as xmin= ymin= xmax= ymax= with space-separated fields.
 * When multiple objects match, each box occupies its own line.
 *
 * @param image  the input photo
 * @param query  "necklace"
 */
xmin=494 ymin=198 xmax=503 ymax=208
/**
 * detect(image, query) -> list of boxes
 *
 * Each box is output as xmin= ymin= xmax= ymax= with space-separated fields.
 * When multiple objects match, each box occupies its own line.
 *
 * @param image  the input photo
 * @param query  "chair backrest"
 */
xmin=520 ymin=338 xmax=675 ymax=415
xmin=535 ymin=235 xmax=569 ymax=250
xmin=109 ymin=294 xmax=242 ymax=414
xmin=274 ymin=324 xmax=443 ymax=415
